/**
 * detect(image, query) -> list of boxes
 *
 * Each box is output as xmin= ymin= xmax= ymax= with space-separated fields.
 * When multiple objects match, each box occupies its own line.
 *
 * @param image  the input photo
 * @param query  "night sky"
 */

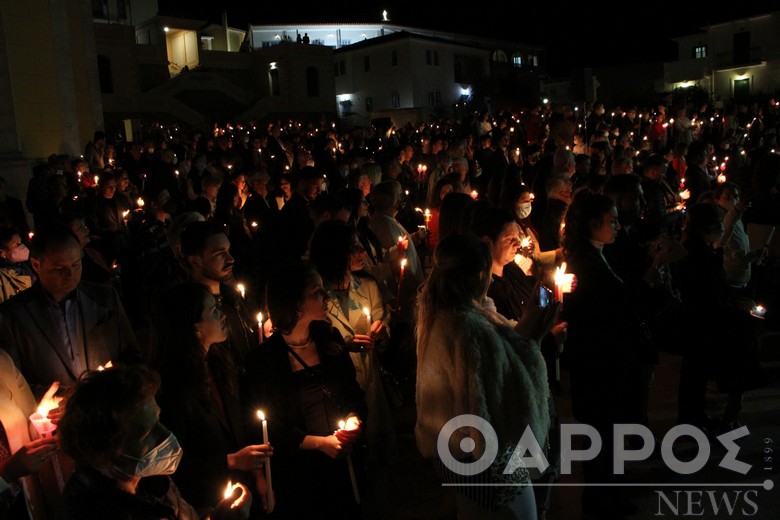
xmin=157 ymin=1 xmax=779 ymax=76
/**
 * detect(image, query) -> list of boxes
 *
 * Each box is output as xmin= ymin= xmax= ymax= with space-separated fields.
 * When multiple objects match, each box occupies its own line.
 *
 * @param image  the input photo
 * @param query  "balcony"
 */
xmin=714 ymin=46 xmax=765 ymax=69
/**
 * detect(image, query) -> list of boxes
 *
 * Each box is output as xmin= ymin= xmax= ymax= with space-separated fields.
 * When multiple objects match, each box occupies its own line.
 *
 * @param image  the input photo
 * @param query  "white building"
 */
xmin=664 ymin=10 xmax=780 ymax=102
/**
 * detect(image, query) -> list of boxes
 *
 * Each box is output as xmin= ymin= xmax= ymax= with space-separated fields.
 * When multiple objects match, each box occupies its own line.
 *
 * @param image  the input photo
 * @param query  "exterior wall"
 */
xmin=665 ymin=12 xmax=780 ymax=100
xmin=335 ymin=36 xmax=489 ymax=127
xmin=0 ymin=0 xmax=103 ymax=199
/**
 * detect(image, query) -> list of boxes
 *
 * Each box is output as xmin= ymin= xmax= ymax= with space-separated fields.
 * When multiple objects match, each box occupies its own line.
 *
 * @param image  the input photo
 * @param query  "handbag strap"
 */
xmin=286 ymin=346 xmax=341 ymax=408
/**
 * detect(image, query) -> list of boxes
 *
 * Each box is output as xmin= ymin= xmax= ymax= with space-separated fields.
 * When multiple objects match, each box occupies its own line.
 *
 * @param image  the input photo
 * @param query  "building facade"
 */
xmin=664 ymin=10 xmax=780 ymax=103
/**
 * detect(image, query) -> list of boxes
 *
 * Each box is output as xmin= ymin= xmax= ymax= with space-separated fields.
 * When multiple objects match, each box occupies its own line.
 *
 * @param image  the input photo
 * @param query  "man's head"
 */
xmin=546 ymin=175 xmax=573 ymax=205
xmin=180 ymin=221 xmax=234 ymax=290
xmin=29 ymin=224 xmax=83 ymax=302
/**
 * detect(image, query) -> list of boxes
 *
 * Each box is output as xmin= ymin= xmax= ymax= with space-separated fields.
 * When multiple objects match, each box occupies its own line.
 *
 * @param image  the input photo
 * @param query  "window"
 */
xmin=434 ymin=51 xmax=439 ymax=66
xmin=491 ymin=50 xmax=508 ymax=63
xmin=306 ymin=67 xmax=319 ymax=97
xmin=694 ymin=45 xmax=707 ymax=59
xmin=513 ymin=55 xmax=523 ymax=67
xmin=734 ymin=32 xmax=750 ymax=64
xmin=364 ymin=56 xmax=371 ymax=72
xmin=269 ymin=68 xmax=280 ymax=96
xmin=528 ymin=54 xmax=539 ymax=67
xmin=391 ymin=90 xmax=400 ymax=108
xmin=366 ymin=97 xmax=373 ymax=112
xmin=391 ymin=50 xmax=398 ymax=66
xmin=117 ymin=0 xmax=127 ymax=19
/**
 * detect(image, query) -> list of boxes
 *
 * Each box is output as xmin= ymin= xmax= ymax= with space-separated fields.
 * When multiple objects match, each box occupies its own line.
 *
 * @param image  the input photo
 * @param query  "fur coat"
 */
xmin=415 ymin=302 xmax=550 ymax=461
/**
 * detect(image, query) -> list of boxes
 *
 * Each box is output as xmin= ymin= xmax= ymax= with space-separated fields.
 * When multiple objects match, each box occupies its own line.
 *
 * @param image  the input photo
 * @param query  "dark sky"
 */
xmin=157 ymin=1 xmax=779 ymax=76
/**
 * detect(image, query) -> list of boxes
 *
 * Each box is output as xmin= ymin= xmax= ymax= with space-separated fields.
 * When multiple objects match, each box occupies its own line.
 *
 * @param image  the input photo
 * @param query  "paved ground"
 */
xmin=376 ymin=331 xmax=780 ymax=520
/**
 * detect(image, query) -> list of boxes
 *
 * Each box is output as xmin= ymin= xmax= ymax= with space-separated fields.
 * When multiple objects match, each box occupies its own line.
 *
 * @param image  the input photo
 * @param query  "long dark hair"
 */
xmin=150 ymin=282 xmax=213 ymax=405
xmin=309 ymin=220 xmax=354 ymax=290
xmin=265 ymin=262 xmax=344 ymax=354
xmin=562 ymin=189 xmax=616 ymax=260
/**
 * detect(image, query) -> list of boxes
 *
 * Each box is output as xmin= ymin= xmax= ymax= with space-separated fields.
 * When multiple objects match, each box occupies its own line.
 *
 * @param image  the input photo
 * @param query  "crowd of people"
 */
xmin=0 ymin=96 xmax=778 ymax=519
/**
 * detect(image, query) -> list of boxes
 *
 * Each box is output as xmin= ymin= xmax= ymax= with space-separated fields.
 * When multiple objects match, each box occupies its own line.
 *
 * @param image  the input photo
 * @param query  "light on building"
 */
xmin=460 ymin=86 xmax=472 ymax=96
xmin=270 ymin=62 xmax=277 ymax=70
xmin=542 ymin=98 xmax=549 ymax=104
xmin=163 ymin=26 xmax=169 ymax=32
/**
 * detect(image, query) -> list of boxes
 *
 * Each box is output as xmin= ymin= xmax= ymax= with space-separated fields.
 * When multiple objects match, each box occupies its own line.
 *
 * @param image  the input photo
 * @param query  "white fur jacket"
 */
xmin=415 ymin=302 xmax=550 ymax=460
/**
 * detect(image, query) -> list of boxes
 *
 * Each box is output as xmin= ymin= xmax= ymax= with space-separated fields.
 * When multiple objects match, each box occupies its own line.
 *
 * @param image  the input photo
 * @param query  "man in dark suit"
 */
xmin=0 ymin=224 xmax=141 ymax=396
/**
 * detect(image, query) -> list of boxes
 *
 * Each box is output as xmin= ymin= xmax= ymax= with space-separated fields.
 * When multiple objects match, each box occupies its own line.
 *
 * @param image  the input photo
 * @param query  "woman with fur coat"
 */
xmin=415 ymin=233 xmax=555 ymax=519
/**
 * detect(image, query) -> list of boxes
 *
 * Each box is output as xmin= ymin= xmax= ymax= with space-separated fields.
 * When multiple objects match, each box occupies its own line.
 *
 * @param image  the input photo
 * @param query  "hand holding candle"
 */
xmin=256 ymin=411 xmax=274 ymax=512
xmin=337 ymin=418 xmax=362 ymax=505
xmin=30 ymin=382 xmax=62 ymax=438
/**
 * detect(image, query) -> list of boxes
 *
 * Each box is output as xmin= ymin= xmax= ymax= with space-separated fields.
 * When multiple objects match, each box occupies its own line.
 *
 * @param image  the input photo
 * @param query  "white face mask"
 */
xmin=111 ymin=432 xmax=183 ymax=480
xmin=516 ymin=202 xmax=532 ymax=220
xmin=8 ymin=244 xmax=29 ymax=263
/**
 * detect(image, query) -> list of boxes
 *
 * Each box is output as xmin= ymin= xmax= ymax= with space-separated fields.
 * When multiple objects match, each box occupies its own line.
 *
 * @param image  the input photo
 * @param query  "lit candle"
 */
xmin=237 ymin=283 xmax=246 ymax=299
xmin=30 ymin=382 xmax=65 ymax=491
xmin=257 ymin=312 xmax=264 ymax=342
xmin=363 ymin=307 xmax=372 ymax=335
xmin=424 ymin=209 xmax=431 ymax=230
xmin=553 ymin=262 xmax=574 ymax=302
xmin=470 ymin=190 xmax=479 ymax=200
xmin=717 ymin=173 xmax=727 ymax=184
xmin=122 ymin=210 xmax=130 ymax=223
xmin=338 ymin=420 xmax=361 ymax=504
xmin=137 ymin=197 xmax=145 ymax=208
xmin=395 ymin=259 xmax=407 ymax=313
xmin=256 ymin=410 xmax=274 ymax=511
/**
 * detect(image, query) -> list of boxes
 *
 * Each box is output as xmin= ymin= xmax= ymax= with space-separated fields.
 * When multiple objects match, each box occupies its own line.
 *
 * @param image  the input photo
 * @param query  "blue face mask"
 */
xmin=111 ymin=432 xmax=183 ymax=480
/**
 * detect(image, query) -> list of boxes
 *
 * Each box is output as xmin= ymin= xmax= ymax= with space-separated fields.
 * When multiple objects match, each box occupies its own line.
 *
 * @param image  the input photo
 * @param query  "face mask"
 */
xmin=8 ymin=244 xmax=29 ymax=263
xmin=516 ymin=202 xmax=532 ymax=220
xmin=112 ymin=432 xmax=182 ymax=479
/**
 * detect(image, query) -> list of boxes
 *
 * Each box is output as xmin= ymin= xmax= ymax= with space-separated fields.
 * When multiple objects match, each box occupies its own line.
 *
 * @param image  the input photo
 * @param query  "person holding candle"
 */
xmin=0 ymin=348 xmax=59 ymax=519
xmin=0 ymin=224 xmax=141 ymax=397
xmin=58 ymin=364 xmax=251 ymax=520
xmin=179 ymin=221 xmax=259 ymax=366
xmin=149 ymin=282 xmax=271 ymax=515
xmin=498 ymin=182 xmax=560 ymax=281
xmin=308 ymin=221 xmax=398 ymax=483
xmin=560 ymin=189 xmax=649 ymax=517
xmin=242 ymin=262 xmax=365 ymax=519
xmin=415 ymin=233 xmax=554 ymax=519
xmin=471 ymin=206 xmax=566 ymax=520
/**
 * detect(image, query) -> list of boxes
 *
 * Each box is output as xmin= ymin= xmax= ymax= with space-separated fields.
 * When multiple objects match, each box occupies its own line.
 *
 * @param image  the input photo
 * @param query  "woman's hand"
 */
xmin=316 ymin=435 xmax=346 ymax=458
xmin=227 ymin=444 xmax=273 ymax=472
xmin=551 ymin=321 xmax=568 ymax=345
xmin=1 ymin=437 xmax=58 ymax=481
xmin=369 ymin=320 xmax=386 ymax=340
xmin=347 ymin=334 xmax=375 ymax=351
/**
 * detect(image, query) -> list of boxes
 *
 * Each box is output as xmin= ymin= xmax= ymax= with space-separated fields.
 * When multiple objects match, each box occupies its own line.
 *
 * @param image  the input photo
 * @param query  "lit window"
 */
xmin=694 ymin=46 xmax=708 ymax=59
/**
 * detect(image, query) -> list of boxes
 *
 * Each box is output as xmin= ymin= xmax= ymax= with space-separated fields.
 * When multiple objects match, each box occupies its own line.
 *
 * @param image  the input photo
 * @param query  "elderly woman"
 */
xmin=58 ymin=365 xmax=251 ymax=519
xmin=415 ymin=233 xmax=553 ymax=519
xmin=242 ymin=262 xmax=366 ymax=519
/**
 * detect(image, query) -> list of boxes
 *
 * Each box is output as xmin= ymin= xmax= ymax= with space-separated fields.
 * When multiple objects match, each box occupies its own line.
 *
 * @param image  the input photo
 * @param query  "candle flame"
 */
xmin=97 ymin=360 xmax=114 ymax=371
xmin=37 ymin=382 xmax=62 ymax=415
xmin=401 ymin=258 xmax=407 ymax=269
xmin=257 ymin=410 xmax=265 ymax=422
xmin=237 ymin=283 xmax=246 ymax=298
xmin=338 ymin=420 xmax=346 ymax=430
xmin=137 ymin=197 xmax=145 ymax=207
xmin=520 ymin=237 xmax=531 ymax=248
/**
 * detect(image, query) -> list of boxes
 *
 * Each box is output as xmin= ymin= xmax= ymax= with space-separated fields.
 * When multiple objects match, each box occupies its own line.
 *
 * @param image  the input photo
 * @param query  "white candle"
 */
xmin=256 ymin=410 xmax=274 ymax=511
xmin=257 ymin=312 xmax=264 ymax=342
xmin=338 ymin=420 xmax=361 ymax=504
